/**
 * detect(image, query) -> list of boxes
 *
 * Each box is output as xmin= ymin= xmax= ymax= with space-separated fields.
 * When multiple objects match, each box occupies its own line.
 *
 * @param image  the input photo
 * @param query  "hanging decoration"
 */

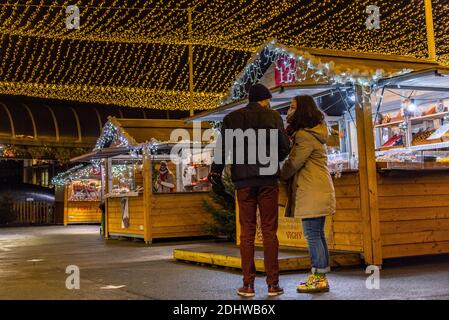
xmin=0 ymin=144 xmax=90 ymax=161
xmin=224 ymin=40 xmax=414 ymax=103
xmin=51 ymin=163 xmax=100 ymax=186
xmin=94 ymin=117 xmax=136 ymax=150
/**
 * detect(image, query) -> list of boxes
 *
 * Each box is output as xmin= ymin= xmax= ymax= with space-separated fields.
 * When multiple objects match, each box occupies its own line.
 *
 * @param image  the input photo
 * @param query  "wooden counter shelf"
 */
xmin=374 ymin=112 xmax=449 ymax=129
xmin=105 ymin=192 xmax=215 ymax=243
xmin=63 ymin=186 xmax=101 ymax=226
xmin=377 ymin=161 xmax=449 ymax=171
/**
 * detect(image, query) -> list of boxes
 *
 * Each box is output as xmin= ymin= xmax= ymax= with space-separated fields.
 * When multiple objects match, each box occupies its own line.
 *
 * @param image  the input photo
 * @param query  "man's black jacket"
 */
xmin=211 ymin=102 xmax=290 ymax=189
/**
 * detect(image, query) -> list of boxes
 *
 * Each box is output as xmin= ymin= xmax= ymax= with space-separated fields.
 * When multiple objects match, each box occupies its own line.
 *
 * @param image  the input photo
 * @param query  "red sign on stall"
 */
xmin=275 ymin=56 xmax=297 ymax=86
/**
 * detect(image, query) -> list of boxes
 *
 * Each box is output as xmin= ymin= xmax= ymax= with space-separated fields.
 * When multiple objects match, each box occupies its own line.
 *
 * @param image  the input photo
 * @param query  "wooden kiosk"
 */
xmin=53 ymin=164 xmax=102 ymax=225
xmin=72 ymin=117 xmax=215 ymax=243
xmin=188 ymin=42 xmax=449 ymax=266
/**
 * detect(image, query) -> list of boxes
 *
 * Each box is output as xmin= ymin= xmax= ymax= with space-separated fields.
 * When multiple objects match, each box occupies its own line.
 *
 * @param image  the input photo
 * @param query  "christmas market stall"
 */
xmin=52 ymin=164 xmax=102 ymax=225
xmin=71 ymin=117 xmax=215 ymax=243
xmin=189 ymin=41 xmax=449 ymax=266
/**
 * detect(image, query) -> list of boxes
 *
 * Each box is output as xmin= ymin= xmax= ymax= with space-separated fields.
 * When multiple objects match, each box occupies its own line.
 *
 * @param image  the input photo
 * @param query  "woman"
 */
xmin=156 ymin=161 xmax=175 ymax=193
xmin=280 ymin=95 xmax=336 ymax=293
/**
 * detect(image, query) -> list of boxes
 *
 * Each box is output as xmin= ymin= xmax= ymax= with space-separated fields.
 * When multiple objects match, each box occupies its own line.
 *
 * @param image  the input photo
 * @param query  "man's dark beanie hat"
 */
xmin=248 ymin=83 xmax=272 ymax=103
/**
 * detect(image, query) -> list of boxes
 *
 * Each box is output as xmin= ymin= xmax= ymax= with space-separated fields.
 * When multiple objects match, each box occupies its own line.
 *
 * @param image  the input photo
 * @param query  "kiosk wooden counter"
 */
xmin=189 ymin=41 xmax=449 ymax=266
xmin=63 ymin=183 xmax=101 ymax=225
xmin=72 ymin=117 xmax=216 ymax=243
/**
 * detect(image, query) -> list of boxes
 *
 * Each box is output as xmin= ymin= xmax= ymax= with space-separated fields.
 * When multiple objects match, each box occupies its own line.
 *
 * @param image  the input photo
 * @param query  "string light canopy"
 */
xmin=0 ymin=0 xmax=447 ymax=111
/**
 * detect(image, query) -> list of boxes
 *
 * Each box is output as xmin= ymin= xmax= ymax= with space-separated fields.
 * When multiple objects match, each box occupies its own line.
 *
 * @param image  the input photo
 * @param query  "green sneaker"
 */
xmin=297 ymin=273 xmax=330 ymax=293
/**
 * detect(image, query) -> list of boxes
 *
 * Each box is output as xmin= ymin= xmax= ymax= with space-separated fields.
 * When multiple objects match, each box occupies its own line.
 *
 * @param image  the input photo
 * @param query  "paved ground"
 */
xmin=0 ymin=225 xmax=448 ymax=300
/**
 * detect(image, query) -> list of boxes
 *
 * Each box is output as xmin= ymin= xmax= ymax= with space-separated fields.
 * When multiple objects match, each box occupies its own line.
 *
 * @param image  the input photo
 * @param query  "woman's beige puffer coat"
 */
xmin=280 ymin=122 xmax=336 ymax=219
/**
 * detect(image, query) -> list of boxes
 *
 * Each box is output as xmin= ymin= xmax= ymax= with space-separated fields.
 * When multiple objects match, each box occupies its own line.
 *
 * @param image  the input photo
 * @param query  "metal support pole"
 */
xmin=424 ymin=0 xmax=436 ymax=61
xmin=188 ymin=8 xmax=194 ymax=117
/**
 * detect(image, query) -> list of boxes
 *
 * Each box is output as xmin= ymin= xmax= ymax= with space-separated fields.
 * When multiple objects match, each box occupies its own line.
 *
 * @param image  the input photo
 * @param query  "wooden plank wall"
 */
xmin=378 ymin=171 xmax=449 ymax=258
xmin=66 ymin=201 xmax=101 ymax=224
xmin=151 ymin=193 xmax=214 ymax=239
xmin=238 ymin=172 xmax=364 ymax=253
xmin=107 ymin=196 xmax=145 ymax=236
xmin=331 ymin=172 xmax=364 ymax=253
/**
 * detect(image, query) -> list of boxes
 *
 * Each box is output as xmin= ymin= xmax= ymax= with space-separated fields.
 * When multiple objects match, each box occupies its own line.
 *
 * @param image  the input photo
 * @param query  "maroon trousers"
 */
xmin=237 ymin=185 xmax=280 ymax=286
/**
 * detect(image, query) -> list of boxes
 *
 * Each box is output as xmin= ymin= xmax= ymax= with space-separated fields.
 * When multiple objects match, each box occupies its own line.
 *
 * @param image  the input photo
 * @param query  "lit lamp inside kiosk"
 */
xmin=402 ymin=98 xmax=417 ymax=117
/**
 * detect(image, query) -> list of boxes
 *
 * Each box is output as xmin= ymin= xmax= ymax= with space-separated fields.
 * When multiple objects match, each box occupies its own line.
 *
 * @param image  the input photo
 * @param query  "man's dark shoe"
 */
xmin=237 ymin=284 xmax=255 ymax=297
xmin=268 ymin=284 xmax=284 ymax=297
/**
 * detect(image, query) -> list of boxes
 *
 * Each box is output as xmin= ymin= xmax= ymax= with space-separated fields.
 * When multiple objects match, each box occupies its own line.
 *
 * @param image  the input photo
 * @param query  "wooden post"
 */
xmin=104 ymin=158 xmax=112 ymax=239
xmin=63 ymin=186 xmax=68 ymax=226
xmin=143 ymin=154 xmax=152 ymax=244
xmin=424 ymin=0 xmax=436 ymax=61
xmin=355 ymin=85 xmax=382 ymax=266
xmin=188 ymin=8 xmax=194 ymax=117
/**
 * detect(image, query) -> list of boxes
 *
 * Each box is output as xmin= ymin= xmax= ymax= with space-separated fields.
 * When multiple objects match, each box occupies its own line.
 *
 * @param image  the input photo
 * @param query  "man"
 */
xmin=209 ymin=83 xmax=290 ymax=297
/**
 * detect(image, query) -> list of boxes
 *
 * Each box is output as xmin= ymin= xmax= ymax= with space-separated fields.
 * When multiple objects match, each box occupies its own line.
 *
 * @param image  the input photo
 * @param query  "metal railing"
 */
xmin=13 ymin=201 xmax=54 ymax=224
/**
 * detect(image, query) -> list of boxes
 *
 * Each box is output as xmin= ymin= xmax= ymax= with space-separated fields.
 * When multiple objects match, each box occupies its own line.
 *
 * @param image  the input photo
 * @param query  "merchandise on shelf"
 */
xmin=179 ymin=162 xmax=211 ymax=192
xmin=412 ymin=128 xmax=437 ymax=145
xmin=381 ymin=134 xmax=403 ymax=148
xmin=327 ymin=151 xmax=357 ymax=173
xmin=390 ymin=111 xmax=404 ymax=122
xmin=376 ymin=150 xmax=417 ymax=163
xmin=376 ymin=147 xmax=449 ymax=170
xmin=110 ymin=162 xmax=143 ymax=195
xmin=381 ymin=114 xmax=391 ymax=124
xmin=427 ymin=123 xmax=449 ymax=140
xmin=69 ymin=179 xmax=101 ymax=201
xmin=422 ymin=105 xmax=437 ymax=116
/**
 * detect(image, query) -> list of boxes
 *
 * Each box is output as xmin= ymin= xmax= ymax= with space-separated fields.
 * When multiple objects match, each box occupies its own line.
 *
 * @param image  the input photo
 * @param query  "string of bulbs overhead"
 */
xmin=0 ymin=0 xmax=447 ymax=110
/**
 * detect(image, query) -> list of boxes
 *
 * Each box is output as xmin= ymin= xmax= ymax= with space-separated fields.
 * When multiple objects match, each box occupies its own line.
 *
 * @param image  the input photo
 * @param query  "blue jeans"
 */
xmin=302 ymin=217 xmax=330 ymax=274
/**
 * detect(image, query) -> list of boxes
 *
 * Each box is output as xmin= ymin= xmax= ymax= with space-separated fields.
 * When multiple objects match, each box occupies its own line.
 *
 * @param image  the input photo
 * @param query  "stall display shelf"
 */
xmin=105 ymin=191 xmax=140 ymax=198
xmin=382 ymin=140 xmax=449 ymax=153
xmin=410 ymin=111 xmax=449 ymax=124
xmin=376 ymin=145 xmax=404 ymax=152
xmin=374 ymin=120 xmax=404 ymax=128
xmin=377 ymin=161 xmax=449 ymax=171
xmin=374 ymin=111 xmax=449 ymax=129
xmin=377 ymin=141 xmax=449 ymax=154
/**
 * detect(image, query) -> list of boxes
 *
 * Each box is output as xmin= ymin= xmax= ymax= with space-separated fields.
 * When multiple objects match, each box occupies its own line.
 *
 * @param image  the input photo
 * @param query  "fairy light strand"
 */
xmin=0 ymin=0 xmax=446 ymax=111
